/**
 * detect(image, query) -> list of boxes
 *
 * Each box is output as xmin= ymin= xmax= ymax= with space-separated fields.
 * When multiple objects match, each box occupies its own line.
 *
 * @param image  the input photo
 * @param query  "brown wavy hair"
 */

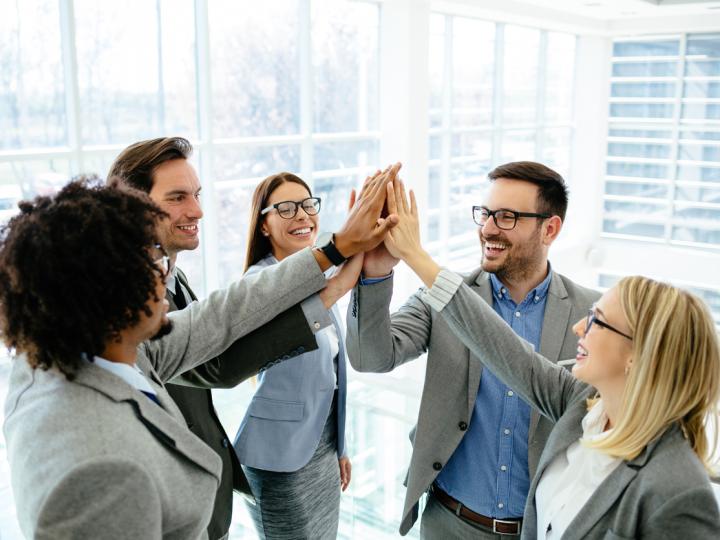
xmin=0 ymin=177 xmax=167 ymax=378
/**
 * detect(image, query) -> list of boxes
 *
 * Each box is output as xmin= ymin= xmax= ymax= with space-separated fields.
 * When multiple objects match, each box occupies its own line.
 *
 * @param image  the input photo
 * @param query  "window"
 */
xmin=0 ymin=1 xmax=383 ymax=538
xmin=427 ymin=13 xmax=576 ymax=269
xmin=604 ymin=33 xmax=720 ymax=250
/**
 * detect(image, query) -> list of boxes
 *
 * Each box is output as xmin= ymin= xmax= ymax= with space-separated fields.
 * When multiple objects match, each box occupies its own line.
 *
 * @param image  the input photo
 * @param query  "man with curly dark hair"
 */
xmin=2 ymin=169 xmax=398 ymax=538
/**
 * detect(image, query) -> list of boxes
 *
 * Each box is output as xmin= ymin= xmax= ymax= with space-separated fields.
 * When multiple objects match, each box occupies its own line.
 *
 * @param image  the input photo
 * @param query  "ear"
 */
xmin=261 ymin=224 xmax=270 ymax=237
xmin=542 ymin=215 xmax=563 ymax=246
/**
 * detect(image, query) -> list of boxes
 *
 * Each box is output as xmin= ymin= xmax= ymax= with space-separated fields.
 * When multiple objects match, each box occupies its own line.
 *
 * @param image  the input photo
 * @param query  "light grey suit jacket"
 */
xmin=437 ymin=277 xmax=720 ymax=539
xmin=4 ymin=248 xmax=326 ymax=540
xmin=346 ymin=267 xmax=599 ymax=535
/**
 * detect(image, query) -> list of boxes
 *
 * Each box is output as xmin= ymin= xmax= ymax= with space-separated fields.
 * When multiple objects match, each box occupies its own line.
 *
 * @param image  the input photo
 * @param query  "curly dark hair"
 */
xmin=0 ymin=177 xmax=167 ymax=378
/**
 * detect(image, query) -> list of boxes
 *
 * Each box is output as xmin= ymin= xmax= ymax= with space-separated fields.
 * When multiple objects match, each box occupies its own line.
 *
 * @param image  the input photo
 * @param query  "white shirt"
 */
xmin=535 ymin=400 xmax=622 ymax=540
xmin=92 ymin=356 xmax=157 ymax=397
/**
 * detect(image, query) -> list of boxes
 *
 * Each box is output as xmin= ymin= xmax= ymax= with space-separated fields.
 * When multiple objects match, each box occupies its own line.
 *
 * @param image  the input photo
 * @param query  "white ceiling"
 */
xmin=515 ymin=0 xmax=720 ymax=19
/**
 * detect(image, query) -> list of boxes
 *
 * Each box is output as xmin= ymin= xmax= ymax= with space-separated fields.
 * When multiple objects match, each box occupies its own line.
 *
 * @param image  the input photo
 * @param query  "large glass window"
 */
xmin=0 ymin=1 xmax=382 ymax=538
xmin=605 ymin=33 xmax=720 ymax=251
xmin=427 ymin=13 xmax=576 ymax=268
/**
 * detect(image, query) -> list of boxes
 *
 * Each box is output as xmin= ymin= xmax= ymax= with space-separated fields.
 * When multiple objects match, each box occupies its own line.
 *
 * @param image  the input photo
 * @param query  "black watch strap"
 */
xmin=320 ymin=234 xmax=347 ymax=266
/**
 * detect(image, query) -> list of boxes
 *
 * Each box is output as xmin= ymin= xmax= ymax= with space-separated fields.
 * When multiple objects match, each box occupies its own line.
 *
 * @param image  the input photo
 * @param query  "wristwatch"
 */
xmin=317 ymin=232 xmax=347 ymax=266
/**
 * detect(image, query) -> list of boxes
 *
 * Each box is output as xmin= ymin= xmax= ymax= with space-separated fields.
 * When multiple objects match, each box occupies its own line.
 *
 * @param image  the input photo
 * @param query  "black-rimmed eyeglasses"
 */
xmin=584 ymin=309 xmax=633 ymax=341
xmin=261 ymin=197 xmax=322 ymax=219
xmin=472 ymin=205 xmax=551 ymax=230
xmin=150 ymin=243 xmax=171 ymax=280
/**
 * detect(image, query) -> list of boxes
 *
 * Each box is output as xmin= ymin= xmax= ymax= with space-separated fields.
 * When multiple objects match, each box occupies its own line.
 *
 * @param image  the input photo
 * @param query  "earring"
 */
xmin=262 ymin=231 xmax=269 ymax=237
xmin=624 ymin=364 xmax=631 ymax=376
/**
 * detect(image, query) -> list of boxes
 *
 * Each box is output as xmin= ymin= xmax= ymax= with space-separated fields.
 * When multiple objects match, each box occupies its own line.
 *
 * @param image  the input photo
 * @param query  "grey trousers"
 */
xmin=419 ymin=491 xmax=510 ymax=540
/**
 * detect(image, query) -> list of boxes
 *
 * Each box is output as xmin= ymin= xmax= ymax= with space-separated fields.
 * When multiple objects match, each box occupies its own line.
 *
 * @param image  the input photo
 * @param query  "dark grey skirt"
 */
xmin=242 ymin=396 xmax=341 ymax=540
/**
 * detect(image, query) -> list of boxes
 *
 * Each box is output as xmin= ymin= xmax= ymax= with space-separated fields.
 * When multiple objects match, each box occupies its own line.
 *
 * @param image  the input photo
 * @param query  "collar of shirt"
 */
xmin=581 ymin=399 xmax=613 ymax=441
xmin=489 ymin=262 xmax=553 ymax=306
xmin=91 ymin=356 xmax=157 ymax=396
xmin=165 ymin=265 xmax=179 ymax=295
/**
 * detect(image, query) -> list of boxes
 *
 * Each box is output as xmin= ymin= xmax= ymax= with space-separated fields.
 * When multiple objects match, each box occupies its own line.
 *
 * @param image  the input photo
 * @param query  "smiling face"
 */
xmin=261 ymin=181 xmax=319 ymax=260
xmin=148 ymin=159 xmax=203 ymax=258
xmin=572 ymin=287 xmax=634 ymax=394
xmin=479 ymin=178 xmax=554 ymax=283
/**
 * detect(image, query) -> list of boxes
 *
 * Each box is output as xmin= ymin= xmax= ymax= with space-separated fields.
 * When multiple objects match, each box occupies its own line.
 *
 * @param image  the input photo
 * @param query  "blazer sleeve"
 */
xmin=345 ymin=275 xmax=433 ymax=373
xmin=139 ymin=247 xmax=327 ymax=383
xmin=170 ymin=303 xmax=318 ymax=389
xmin=438 ymin=279 xmax=588 ymax=422
xmin=35 ymin=458 xmax=162 ymax=540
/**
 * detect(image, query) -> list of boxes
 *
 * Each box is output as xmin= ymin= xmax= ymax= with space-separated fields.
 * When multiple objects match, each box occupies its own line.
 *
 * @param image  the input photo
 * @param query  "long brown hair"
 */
xmin=244 ymin=172 xmax=312 ymax=272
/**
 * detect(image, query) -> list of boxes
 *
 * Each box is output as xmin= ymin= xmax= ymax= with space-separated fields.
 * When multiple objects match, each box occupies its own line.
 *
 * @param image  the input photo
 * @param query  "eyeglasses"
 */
xmin=472 ymin=206 xmax=551 ymax=230
xmin=149 ymin=243 xmax=171 ymax=280
xmin=584 ymin=309 xmax=633 ymax=341
xmin=261 ymin=197 xmax=322 ymax=219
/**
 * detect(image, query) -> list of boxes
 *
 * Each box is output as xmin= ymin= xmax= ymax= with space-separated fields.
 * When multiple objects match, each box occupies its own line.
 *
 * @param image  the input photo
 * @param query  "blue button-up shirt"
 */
xmin=435 ymin=267 xmax=553 ymax=518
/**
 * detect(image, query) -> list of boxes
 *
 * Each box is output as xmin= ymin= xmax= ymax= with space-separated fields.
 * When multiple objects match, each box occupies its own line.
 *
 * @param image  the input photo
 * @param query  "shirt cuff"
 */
xmin=421 ymin=269 xmax=463 ymax=312
xmin=359 ymin=271 xmax=393 ymax=286
xmin=300 ymin=294 xmax=333 ymax=334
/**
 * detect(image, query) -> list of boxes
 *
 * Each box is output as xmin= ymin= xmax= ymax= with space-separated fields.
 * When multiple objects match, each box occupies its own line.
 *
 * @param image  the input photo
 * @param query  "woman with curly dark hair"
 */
xmin=1 ymin=171 xmax=396 ymax=539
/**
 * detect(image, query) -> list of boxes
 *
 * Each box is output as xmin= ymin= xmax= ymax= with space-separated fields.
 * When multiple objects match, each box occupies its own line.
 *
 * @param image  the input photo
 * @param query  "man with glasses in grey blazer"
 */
xmin=346 ymin=161 xmax=600 ymax=539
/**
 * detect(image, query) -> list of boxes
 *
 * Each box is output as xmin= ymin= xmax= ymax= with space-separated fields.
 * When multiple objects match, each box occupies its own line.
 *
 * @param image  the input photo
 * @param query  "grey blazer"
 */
xmin=436 ymin=277 xmax=720 ymax=539
xmin=346 ymin=267 xmax=599 ymax=535
xmin=4 ymin=248 xmax=326 ymax=540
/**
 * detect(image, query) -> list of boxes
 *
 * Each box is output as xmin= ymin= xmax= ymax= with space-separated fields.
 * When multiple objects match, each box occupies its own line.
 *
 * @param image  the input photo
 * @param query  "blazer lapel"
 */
xmin=562 ymin=464 xmax=638 ymax=540
xmin=561 ymin=424 xmax=681 ymax=540
xmin=466 ymin=274 xmax=493 ymax=417
xmin=539 ymin=272 xmax=571 ymax=364
xmin=73 ymin=362 xmax=221 ymax=480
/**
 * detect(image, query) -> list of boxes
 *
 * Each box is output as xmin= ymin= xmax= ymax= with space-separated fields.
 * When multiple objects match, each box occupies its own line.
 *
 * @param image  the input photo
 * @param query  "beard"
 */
xmin=481 ymin=226 xmax=545 ymax=283
xmin=149 ymin=319 xmax=174 ymax=341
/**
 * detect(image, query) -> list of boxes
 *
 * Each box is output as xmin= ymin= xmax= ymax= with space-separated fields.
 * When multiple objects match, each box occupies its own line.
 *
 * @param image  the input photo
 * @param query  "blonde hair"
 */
xmin=586 ymin=276 xmax=720 ymax=472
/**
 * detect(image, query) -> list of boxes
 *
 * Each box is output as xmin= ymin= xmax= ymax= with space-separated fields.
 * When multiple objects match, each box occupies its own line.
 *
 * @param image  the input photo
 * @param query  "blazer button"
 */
xmin=298 ymin=346 xmax=305 ymax=353
xmin=433 ymin=462 xmax=442 ymax=471
xmin=458 ymin=421 xmax=468 ymax=431
xmin=221 ymin=438 xmax=230 ymax=448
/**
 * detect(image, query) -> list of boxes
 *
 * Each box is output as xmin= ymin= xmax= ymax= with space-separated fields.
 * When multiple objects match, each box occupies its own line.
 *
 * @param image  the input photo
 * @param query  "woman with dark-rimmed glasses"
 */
xmin=234 ymin=172 xmax=353 ymax=539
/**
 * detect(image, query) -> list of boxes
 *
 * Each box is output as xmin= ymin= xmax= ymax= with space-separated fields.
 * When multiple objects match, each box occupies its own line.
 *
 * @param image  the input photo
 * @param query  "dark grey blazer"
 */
xmin=437 ymin=276 xmax=720 ymax=539
xmin=346 ymin=267 xmax=599 ymax=535
xmin=164 ymin=267 xmax=319 ymax=540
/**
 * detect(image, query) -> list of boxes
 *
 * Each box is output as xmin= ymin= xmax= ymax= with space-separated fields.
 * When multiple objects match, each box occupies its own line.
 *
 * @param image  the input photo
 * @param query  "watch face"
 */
xmin=315 ymin=231 xmax=333 ymax=248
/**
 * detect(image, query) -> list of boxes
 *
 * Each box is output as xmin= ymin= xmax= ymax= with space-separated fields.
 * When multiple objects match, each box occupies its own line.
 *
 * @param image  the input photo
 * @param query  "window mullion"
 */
xmin=58 ymin=0 xmax=82 ymax=173
xmin=492 ymin=23 xmax=504 ymax=166
xmin=300 ymin=0 xmax=314 ymax=188
xmin=193 ymin=0 xmax=217 ymax=295
xmin=665 ymin=34 xmax=687 ymax=244
xmin=440 ymin=14 xmax=453 ymax=263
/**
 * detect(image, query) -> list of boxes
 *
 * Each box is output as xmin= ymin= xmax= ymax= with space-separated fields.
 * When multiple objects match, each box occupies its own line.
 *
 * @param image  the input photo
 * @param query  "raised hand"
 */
xmin=362 ymin=242 xmax=400 ymax=278
xmin=332 ymin=163 xmax=402 ymax=258
xmin=384 ymin=177 xmax=441 ymax=288
xmin=384 ymin=178 xmax=422 ymax=261
xmin=319 ymin=253 xmax=364 ymax=309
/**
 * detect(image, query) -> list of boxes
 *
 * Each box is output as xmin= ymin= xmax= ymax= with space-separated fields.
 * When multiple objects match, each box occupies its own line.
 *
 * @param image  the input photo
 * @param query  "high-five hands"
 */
xmin=332 ymin=163 xmax=402 ymax=258
xmin=383 ymin=175 xmax=441 ymax=288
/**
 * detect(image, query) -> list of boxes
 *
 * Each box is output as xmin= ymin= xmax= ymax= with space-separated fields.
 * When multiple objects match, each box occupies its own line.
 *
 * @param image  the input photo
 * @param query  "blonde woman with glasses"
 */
xmin=381 ymin=178 xmax=720 ymax=539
